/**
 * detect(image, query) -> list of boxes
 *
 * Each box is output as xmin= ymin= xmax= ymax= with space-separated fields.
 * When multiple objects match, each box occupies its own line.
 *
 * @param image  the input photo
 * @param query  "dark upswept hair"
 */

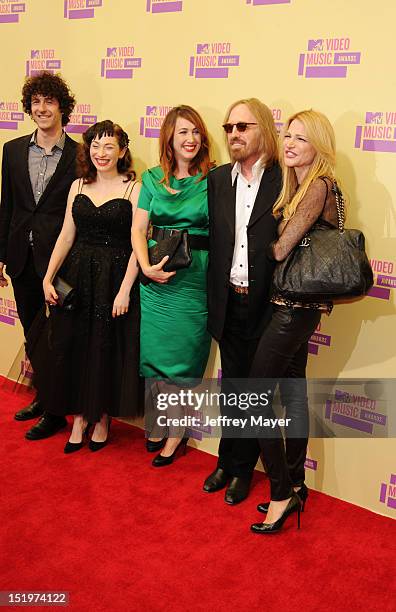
xmin=21 ymin=71 xmax=76 ymax=126
xmin=159 ymin=105 xmax=213 ymax=185
xmin=76 ymin=120 xmax=135 ymax=184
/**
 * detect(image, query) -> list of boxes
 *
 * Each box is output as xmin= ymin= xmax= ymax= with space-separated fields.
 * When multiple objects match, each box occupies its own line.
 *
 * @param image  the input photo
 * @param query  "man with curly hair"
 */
xmin=0 ymin=71 xmax=78 ymax=440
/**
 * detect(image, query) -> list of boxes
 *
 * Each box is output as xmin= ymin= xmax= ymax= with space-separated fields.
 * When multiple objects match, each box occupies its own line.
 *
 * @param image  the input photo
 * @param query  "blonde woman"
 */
xmin=249 ymin=110 xmax=339 ymax=534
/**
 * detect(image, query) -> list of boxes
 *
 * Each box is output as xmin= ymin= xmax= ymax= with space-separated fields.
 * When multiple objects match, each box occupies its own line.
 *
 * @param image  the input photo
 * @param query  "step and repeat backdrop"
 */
xmin=0 ymin=0 xmax=395 ymax=518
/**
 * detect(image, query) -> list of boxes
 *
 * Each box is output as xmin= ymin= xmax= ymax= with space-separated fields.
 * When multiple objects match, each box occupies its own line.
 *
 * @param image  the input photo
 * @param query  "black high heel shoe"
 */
xmin=257 ymin=483 xmax=309 ymax=514
xmin=152 ymin=437 xmax=189 ymax=467
xmin=251 ymin=493 xmax=301 ymax=534
xmin=89 ymin=417 xmax=111 ymax=452
xmin=64 ymin=423 xmax=91 ymax=454
xmin=146 ymin=437 xmax=167 ymax=453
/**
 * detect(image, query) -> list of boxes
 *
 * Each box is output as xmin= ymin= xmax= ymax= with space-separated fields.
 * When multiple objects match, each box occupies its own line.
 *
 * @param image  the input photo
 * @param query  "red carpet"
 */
xmin=0 ymin=382 xmax=395 ymax=612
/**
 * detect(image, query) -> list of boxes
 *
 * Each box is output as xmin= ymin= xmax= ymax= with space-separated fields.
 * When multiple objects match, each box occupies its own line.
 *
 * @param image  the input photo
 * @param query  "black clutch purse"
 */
xmin=272 ymin=182 xmax=374 ymax=302
xmin=53 ymin=276 xmax=77 ymax=311
xmin=148 ymin=229 xmax=192 ymax=272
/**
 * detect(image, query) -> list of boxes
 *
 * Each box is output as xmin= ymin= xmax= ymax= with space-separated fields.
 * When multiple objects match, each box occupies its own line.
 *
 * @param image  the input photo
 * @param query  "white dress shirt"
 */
xmin=230 ymin=159 xmax=265 ymax=287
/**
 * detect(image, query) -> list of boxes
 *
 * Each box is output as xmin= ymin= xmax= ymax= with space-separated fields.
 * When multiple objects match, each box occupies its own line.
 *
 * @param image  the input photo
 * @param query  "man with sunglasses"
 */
xmin=203 ymin=98 xmax=282 ymax=504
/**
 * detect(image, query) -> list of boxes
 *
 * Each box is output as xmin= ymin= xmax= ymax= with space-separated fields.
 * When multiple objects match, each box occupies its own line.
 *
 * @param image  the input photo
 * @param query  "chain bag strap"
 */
xmin=272 ymin=179 xmax=374 ymax=302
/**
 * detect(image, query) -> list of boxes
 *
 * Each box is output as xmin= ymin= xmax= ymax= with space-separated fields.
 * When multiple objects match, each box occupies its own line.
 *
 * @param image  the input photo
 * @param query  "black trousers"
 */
xmin=11 ymin=248 xmax=45 ymax=404
xmin=217 ymin=289 xmax=262 ymax=477
xmin=11 ymin=248 xmax=44 ymax=337
xmin=249 ymin=305 xmax=321 ymax=500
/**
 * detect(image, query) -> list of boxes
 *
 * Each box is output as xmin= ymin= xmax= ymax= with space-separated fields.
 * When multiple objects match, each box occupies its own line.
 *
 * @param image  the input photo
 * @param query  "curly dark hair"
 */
xmin=77 ymin=120 xmax=136 ymax=184
xmin=21 ymin=71 xmax=76 ymax=126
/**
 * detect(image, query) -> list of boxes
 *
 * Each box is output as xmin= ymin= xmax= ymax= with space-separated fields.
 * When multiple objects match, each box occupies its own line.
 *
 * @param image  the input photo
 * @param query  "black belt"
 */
xmin=151 ymin=227 xmax=209 ymax=251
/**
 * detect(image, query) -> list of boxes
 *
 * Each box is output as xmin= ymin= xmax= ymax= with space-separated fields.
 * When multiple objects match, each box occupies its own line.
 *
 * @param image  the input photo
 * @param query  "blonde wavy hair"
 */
xmin=273 ymin=109 xmax=336 ymax=219
xmin=224 ymin=98 xmax=279 ymax=167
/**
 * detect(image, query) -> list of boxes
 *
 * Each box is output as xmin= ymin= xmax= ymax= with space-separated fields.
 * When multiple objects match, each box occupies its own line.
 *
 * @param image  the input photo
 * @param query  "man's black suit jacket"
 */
xmin=0 ymin=132 xmax=77 ymax=279
xmin=207 ymin=162 xmax=282 ymax=342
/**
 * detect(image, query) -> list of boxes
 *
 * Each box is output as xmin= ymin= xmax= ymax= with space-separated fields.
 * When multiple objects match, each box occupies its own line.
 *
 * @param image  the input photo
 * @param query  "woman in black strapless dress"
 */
xmin=32 ymin=120 xmax=143 ymax=452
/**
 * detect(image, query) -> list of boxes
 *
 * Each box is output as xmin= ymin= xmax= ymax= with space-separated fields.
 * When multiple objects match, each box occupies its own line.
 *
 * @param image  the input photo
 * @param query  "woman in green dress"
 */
xmin=132 ymin=105 xmax=213 ymax=466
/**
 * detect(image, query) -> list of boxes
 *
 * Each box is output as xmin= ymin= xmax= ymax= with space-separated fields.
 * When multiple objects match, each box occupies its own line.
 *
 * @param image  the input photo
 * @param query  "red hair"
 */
xmin=159 ymin=105 xmax=213 ymax=185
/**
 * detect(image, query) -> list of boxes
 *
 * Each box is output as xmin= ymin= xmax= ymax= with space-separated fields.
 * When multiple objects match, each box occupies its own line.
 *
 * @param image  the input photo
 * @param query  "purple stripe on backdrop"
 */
xmin=379 ymin=483 xmax=387 ymax=503
xmin=388 ymin=497 xmax=396 ymax=509
xmin=101 ymin=59 xmax=105 ymax=77
xmin=187 ymin=429 xmax=203 ymax=441
xmin=367 ymin=285 xmax=390 ymax=300
xmin=391 ymin=474 xmax=396 ymax=485
xmin=0 ymin=14 xmax=19 ymax=22
xmin=68 ymin=9 xmax=95 ymax=19
xmin=354 ymin=126 xmax=362 ymax=148
xmin=198 ymin=424 xmax=212 ymax=434
xmin=12 ymin=3 xmax=25 ymax=12
xmin=298 ymin=54 xmax=305 ymax=75
xmin=146 ymin=0 xmax=151 ymax=10
xmin=139 ymin=117 xmax=144 ymax=135
xmin=25 ymin=60 xmax=30 ymax=76
xmin=246 ymin=0 xmax=252 ymax=3
xmin=105 ymin=69 xmax=133 ymax=79
xmin=394 ymin=127 xmax=396 ymax=139
xmin=359 ymin=408 xmax=387 ymax=426
xmin=334 ymin=52 xmax=361 ymax=65
xmin=82 ymin=115 xmax=97 ymax=125
xmin=218 ymin=55 xmax=240 ymax=67
xmin=152 ymin=1 xmax=183 ymax=12
xmin=124 ymin=58 xmax=142 ymax=68
xmin=20 ymin=366 xmax=33 ymax=380
xmin=331 ymin=412 xmax=373 ymax=434
xmin=363 ymin=139 xmax=396 ymax=153
xmin=253 ymin=0 xmax=290 ymax=4
xmin=308 ymin=342 xmax=318 ymax=355
xmin=310 ymin=333 xmax=331 ymax=346
xmin=87 ymin=0 xmax=103 ymax=6
xmin=10 ymin=112 xmax=24 ymax=121
xmin=64 ymin=0 xmax=68 ymax=18
xmin=144 ymin=128 xmax=160 ymax=138
xmin=0 ymin=122 xmax=18 ymax=130
xmin=46 ymin=60 xmax=61 ymax=69
xmin=377 ymin=274 xmax=396 ymax=288
xmin=0 ymin=314 xmax=15 ymax=325
xmin=305 ymin=66 xmax=347 ymax=78
xmin=65 ymin=125 xmax=89 ymax=134
xmin=31 ymin=69 xmax=54 ymax=76
xmin=195 ymin=68 xmax=229 ymax=78
xmin=325 ymin=400 xmax=332 ymax=419
xmin=189 ymin=57 xmax=195 ymax=76
xmin=304 ymin=458 xmax=317 ymax=470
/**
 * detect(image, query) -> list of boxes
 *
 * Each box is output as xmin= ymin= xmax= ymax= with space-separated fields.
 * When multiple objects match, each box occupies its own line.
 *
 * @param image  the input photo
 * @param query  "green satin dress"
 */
xmin=138 ymin=166 xmax=211 ymax=380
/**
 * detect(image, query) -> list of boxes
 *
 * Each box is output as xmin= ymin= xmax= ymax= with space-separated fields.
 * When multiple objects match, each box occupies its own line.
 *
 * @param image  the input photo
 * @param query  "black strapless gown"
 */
xmin=28 ymin=194 xmax=143 ymax=423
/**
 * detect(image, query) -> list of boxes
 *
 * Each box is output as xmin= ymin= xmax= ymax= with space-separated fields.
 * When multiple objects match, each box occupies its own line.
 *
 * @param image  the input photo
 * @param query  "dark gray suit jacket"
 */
xmin=207 ymin=162 xmax=282 ymax=341
xmin=0 ymin=132 xmax=77 ymax=278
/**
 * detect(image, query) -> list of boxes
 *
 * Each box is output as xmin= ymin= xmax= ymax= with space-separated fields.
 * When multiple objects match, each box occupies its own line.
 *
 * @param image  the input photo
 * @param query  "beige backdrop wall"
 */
xmin=0 ymin=0 xmax=394 ymax=518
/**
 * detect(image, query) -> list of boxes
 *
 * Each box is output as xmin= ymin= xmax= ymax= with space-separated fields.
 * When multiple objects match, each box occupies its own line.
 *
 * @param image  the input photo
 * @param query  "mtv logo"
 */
xmin=197 ymin=43 xmax=210 ymax=54
xmin=365 ymin=112 xmax=383 ymax=124
xmin=31 ymin=50 xmax=40 ymax=59
xmin=0 ymin=102 xmax=5 ymax=110
xmin=308 ymin=39 xmax=323 ymax=51
xmin=146 ymin=106 xmax=158 ymax=116
xmin=107 ymin=47 xmax=117 ymax=57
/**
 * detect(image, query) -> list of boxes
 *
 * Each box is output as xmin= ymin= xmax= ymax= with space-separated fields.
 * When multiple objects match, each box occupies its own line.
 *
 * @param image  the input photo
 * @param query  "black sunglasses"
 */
xmin=222 ymin=122 xmax=258 ymax=134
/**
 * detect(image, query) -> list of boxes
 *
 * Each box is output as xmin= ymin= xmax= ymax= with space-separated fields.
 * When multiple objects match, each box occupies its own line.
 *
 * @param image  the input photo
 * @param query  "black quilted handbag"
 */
xmin=148 ymin=229 xmax=192 ymax=272
xmin=272 ymin=182 xmax=374 ymax=302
